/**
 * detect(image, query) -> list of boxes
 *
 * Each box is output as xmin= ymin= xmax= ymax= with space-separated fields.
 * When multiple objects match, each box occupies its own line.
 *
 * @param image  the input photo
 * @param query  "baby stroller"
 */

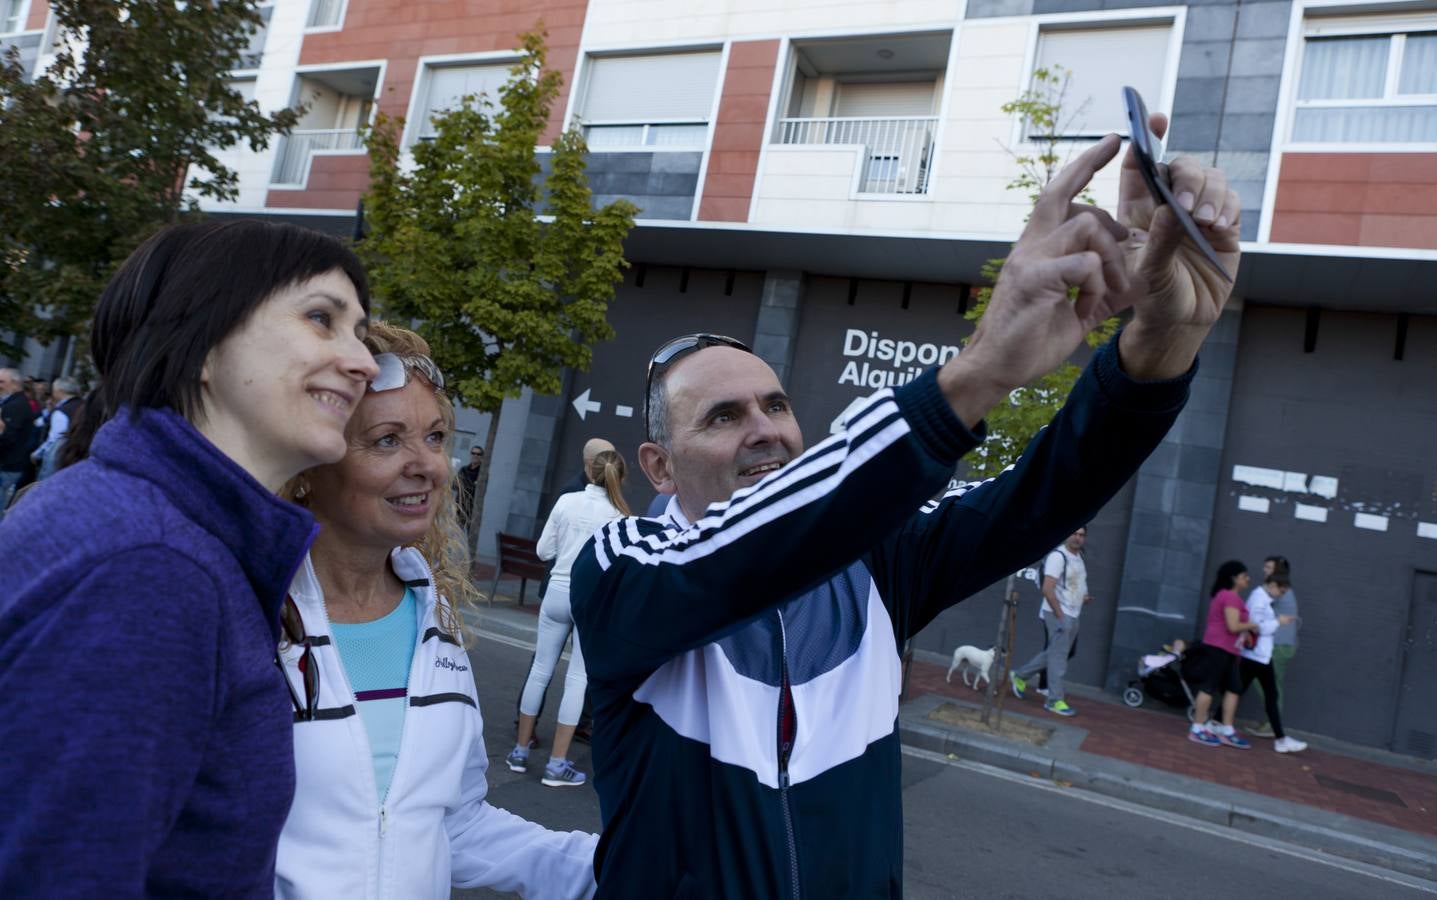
xmin=1123 ymin=640 xmax=1197 ymax=722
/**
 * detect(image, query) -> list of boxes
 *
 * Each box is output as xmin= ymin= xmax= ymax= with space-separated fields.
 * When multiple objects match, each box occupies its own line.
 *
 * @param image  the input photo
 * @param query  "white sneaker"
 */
xmin=1274 ymin=737 xmax=1308 ymax=753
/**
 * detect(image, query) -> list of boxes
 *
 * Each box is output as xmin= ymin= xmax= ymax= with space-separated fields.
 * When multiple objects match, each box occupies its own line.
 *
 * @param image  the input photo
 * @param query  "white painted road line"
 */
xmin=901 ymin=745 xmax=1437 ymax=895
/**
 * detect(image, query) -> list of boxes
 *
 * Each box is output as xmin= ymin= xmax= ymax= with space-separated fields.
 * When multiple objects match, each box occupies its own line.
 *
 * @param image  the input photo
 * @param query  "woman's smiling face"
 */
xmin=306 ymin=378 xmax=451 ymax=551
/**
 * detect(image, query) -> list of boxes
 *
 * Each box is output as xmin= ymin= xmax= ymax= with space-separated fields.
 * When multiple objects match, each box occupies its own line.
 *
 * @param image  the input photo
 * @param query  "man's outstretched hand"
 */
xmin=1117 ymin=112 xmax=1242 ymax=380
xmin=940 ymin=124 xmax=1242 ymax=428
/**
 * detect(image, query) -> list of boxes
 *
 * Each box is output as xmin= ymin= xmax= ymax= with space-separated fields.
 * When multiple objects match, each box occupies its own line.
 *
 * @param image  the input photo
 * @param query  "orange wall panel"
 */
xmin=698 ymin=39 xmax=779 ymax=223
xmin=281 ymin=0 xmax=586 ymax=210
xmin=1270 ymin=152 xmax=1437 ymax=251
xmin=25 ymin=1 xmax=47 ymax=32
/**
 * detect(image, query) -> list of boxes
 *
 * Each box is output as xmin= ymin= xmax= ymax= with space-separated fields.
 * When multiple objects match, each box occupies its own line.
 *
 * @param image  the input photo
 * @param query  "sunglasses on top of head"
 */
xmin=642 ymin=333 xmax=752 ymax=441
xmin=369 ymin=352 xmax=446 ymax=393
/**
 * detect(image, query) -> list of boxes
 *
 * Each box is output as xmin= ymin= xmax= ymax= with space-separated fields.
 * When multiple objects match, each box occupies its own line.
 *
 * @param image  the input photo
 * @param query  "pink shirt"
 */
xmin=1203 ymin=589 xmax=1249 ymax=656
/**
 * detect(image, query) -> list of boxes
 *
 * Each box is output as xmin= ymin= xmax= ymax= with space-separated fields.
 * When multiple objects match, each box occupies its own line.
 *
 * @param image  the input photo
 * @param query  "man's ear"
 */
xmin=638 ymin=441 xmax=675 ymax=495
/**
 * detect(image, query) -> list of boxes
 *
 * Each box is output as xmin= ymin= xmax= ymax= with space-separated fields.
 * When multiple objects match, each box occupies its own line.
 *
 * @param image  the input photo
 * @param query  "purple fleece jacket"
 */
xmin=0 ymin=407 xmax=318 ymax=897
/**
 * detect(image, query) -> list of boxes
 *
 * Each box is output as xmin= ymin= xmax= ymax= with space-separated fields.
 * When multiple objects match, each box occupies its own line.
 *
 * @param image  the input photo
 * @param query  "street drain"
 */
xmin=1314 ymin=773 xmax=1407 ymax=807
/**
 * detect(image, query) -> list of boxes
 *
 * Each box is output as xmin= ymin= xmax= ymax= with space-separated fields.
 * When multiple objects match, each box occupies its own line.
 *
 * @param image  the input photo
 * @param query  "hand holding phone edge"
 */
xmin=937 ymin=89 xmax=1241 ymax=426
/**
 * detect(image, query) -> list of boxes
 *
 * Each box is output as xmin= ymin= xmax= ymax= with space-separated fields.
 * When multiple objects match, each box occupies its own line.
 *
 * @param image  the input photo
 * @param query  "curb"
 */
xmin=900 ymin=694 xmax=1437 ymax=883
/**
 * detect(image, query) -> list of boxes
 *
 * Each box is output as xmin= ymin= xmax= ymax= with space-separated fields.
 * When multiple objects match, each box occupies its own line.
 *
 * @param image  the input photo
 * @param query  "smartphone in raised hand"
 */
xmin=1122 ymin=86 xmax=1233 ymax=283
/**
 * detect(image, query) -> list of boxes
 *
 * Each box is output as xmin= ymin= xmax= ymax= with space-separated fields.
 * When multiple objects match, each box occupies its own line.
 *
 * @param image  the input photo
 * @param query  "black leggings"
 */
xmin=1238 ymin=658 xmax=1285 ymax=739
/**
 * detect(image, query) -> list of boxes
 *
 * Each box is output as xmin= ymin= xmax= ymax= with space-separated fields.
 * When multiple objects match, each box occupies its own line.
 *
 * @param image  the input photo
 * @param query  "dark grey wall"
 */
xmin=540 ymin=264 xmax=765 ymax=518
xmin=1105 ymin=309 xmax=1241 ymax=693
xmin=585 ymin=151 xmax=702 ymax=221
xmin=1206 ymin=307 xmax=1437 ymax=751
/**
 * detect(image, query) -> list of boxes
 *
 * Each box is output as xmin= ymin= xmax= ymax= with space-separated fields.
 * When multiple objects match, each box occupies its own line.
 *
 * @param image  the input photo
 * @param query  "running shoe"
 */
xmin=1010 ymin=674 xmax=1027 ymax=700
xmin=1215 ymin=729 xmax=1251 ymax=750
xmin=542 ymin=758 xmax=588 ymax=788
xmin=1188 ymin=727 xmax=1221 ymax=747
xmin=1044 ymin=699 xmax=1076 ymax=717
xmin=504 ymin=746 xmax=529 ymax=773
xmin=1274 ymin=736 xmax=1308 ymax=753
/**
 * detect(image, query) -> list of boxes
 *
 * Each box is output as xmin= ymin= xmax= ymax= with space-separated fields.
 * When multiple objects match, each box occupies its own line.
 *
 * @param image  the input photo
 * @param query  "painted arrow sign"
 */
xmin=572 ymin=388 xmax=602 ymax=420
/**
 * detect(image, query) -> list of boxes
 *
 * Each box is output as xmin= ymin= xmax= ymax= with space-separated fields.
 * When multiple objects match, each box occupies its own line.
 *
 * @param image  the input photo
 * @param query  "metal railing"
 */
xmin=271 ymin=128 xmax=363 ymax=185
xmin=777 ymin=116 xmax=937 ymax=194
xmin=306 ymin=0 xmax=344 ymax=28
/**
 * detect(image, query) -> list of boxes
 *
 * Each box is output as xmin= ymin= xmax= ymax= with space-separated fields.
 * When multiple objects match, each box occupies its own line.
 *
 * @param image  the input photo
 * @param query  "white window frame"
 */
xmin=400 ymin=51 xmax=523 ymax=149
xmin=1282 ymin=10 xmax=1437 ymax=150
xmin=304 ymin=0 xmax=349 ymax=34
xmin=1012 ymin=9 xmax=1186 ymax=150
xmin=1 ymin=0 xmax=32 ymax=35
xmin=572 ymin=47 xmax=724 ymax=153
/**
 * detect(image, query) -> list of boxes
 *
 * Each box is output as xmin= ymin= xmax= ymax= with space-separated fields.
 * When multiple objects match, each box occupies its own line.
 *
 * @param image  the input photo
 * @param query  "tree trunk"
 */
xmin=467 ymin=409 xmax=503 ymax=564
xmin=981 ymin=572 xmax=1020 ymax=727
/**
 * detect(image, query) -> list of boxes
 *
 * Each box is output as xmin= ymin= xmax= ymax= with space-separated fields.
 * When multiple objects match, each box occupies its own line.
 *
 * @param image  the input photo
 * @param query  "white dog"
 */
xmin=945 ymin=645 xmax=996 ymax=690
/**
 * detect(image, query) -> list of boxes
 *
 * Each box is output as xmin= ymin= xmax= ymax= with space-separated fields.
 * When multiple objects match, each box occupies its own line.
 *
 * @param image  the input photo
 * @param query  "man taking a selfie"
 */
xmin=572 ymin=117 xmax=1241 ymax=897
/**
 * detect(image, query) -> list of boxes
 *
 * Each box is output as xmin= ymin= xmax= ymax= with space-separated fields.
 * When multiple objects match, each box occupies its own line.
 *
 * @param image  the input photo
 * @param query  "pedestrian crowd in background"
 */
xmin=1 ymin=116 xmax=1249 ymax=897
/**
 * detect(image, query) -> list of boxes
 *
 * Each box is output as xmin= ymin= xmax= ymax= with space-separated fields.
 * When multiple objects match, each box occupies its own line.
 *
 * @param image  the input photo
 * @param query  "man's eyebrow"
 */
xmin=696 ymin=391 xmax=791 ymax=423
xmin=696 ymin=398 xmax=742 ymax=423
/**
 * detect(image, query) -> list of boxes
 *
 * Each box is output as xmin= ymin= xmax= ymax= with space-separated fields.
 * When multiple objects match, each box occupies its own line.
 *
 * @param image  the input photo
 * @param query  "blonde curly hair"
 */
xmin=282 ymin=321 xmax=481 ymax=643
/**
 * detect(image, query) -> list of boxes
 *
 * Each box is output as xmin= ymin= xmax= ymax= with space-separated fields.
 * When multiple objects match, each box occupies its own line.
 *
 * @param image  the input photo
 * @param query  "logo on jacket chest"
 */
xmin=435 ymin=656 xmax=469 ymax=672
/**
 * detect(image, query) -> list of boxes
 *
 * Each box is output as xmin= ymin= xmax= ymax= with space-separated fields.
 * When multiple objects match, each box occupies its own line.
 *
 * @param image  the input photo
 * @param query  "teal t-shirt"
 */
xmin=331 ymin=587 xmax=418 ymax=805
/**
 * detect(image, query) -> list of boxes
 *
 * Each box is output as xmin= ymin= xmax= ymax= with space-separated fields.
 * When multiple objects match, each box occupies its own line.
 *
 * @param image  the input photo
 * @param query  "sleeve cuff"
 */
xmin=1092 ymin=326 xmax=1197 ymax=414
xmin=892 ymin=366 xmax=985 ymax=466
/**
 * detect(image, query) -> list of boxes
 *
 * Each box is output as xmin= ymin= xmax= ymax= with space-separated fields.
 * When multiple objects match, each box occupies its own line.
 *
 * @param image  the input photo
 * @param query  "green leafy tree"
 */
xmin=361 ymin=26 xmax=637 ymax=551
xmin=0 ymin=0 xmax=301 ymax=362
xmin=964 ymin=64 xmax=1118 ymax=481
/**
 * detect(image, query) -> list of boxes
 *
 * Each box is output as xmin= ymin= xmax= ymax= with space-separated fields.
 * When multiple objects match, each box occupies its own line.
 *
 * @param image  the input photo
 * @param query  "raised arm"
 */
xmin=869 ymin=334 xmax=1192 ymax=638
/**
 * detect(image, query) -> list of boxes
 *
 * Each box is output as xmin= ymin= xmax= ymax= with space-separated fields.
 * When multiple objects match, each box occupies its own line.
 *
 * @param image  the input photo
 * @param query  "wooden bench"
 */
xmin=489 ymin=532 xmax=547 ymax=607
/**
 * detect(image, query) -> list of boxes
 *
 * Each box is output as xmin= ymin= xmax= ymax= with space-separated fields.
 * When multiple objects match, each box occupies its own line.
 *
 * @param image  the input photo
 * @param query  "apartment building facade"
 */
xmin=5 ymin=0 xmax=1435 ymax=756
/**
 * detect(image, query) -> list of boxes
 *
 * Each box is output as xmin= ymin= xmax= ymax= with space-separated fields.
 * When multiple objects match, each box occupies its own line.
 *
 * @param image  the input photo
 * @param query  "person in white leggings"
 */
xmin=508 ymin=448 xmax=631 ymax=786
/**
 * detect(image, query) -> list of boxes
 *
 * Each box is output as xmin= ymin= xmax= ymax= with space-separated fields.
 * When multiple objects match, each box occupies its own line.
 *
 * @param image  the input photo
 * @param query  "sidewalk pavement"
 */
xmin=470 ymin=583 xmax=1436 ymax=881
xmin=902 ymin=651 xmax=1437 ymax=881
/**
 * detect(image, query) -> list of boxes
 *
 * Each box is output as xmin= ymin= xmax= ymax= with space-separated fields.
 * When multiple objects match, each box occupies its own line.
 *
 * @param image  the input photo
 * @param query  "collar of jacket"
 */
xmin=289 ymin=547 xmax=441 ymax=624
xmin=89 ymin=406 xmax=318 ymax=641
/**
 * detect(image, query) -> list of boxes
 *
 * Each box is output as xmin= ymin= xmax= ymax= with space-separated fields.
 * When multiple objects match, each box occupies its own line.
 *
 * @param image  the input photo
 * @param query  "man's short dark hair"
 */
xmin=93 ymin=219 xmax=369 ymax=422
xmin=1265 ymin=570 xmax=1291 ymax=589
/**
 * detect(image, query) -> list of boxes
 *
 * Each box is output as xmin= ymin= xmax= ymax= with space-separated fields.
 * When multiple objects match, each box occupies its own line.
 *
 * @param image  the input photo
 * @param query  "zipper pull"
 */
xmin=779 ymin=771 xmax=790 ymax=789
xmin=379 ymin=805 xmax=387 ymax=838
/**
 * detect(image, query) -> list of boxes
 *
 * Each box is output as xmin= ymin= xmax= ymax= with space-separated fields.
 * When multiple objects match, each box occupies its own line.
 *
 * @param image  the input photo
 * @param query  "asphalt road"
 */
xmin=457 ymin=623 xmax=1435 ymax=899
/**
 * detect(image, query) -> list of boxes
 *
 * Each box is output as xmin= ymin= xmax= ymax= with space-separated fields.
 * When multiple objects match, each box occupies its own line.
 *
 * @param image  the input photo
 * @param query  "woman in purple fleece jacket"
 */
xmin=0 ymin=220 xmax=380 ymax=897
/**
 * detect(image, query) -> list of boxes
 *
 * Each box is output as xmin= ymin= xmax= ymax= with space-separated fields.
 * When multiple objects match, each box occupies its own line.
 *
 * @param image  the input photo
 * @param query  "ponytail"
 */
xmin=588 ymin=449 xmax=631 ymax=516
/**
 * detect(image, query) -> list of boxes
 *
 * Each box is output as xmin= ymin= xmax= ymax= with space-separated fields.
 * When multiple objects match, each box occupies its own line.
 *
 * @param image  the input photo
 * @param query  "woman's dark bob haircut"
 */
xmin=92 ymin=219 xmax=370 ymax=422
xmin=1210 ymin=560 xmax=1249 ymax=597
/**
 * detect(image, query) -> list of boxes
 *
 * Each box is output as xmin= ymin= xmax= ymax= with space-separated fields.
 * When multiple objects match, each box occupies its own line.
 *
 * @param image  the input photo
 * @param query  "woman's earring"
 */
xmin=294 ymin=479 xmax=309 ymax=499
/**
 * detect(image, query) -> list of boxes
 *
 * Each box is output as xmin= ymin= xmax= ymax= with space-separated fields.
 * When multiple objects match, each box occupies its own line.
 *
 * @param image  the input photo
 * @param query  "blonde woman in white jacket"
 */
xmin=507 ymin=448 xmax=631 ymax=786
xmin=277 ymin=324 xmax=596 ymax=899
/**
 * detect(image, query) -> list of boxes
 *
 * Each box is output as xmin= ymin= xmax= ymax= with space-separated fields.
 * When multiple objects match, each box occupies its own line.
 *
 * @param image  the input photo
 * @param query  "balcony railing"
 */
xmin=306 ymin=0 xmax=344 ymax=29
xmin=271 ymin=128 xmax=363 ymax=185
xmin=777 ymin=116 xmax=937 ymax=195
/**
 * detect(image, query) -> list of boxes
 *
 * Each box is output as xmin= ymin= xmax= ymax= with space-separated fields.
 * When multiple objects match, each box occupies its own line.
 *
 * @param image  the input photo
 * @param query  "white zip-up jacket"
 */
xmin=537 ymin=484 xmax=625 ymax=591
xmin=276 ymin=547 xmax=598 ymax=899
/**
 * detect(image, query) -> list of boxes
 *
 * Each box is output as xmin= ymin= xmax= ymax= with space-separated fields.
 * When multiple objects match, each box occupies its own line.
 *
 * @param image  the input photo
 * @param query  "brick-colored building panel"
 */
xmin=697 ymin=39 xmax=778 ymax=223
xmin=280 ymin=0 xmax=587 ymax=210
xmin=25 ymin=0 xmax=46 ymax=31
xmin=1270 ymin=153 xmax=1437 ymax=250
